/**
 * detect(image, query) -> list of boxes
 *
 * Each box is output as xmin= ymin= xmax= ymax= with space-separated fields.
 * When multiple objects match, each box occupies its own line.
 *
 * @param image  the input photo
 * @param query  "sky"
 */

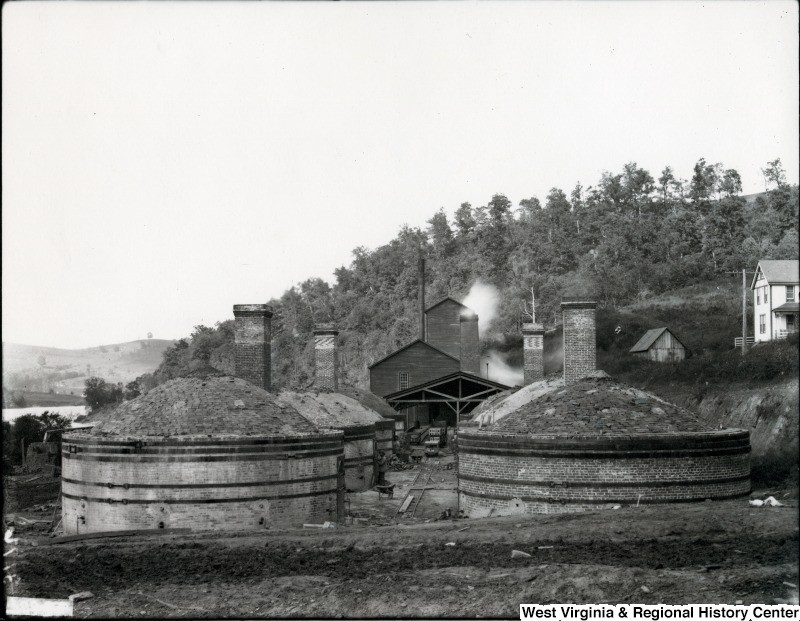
xmin=3 ymin=1 xmax=798 ymax=349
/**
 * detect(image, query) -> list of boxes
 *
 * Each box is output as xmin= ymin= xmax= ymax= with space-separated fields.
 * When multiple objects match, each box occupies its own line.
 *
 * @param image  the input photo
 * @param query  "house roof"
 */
xmin=629 ymin=327 xmax=684 ymax=353
xmin=751 ymin=260 xmax=800 ymax=289
xmin=367 ymin=339 xmax=460 ymax=369
xmin=773 ymin=302 xmax=800 ymax=313
xmin=424 ymin=297 xmax=478 ymax=319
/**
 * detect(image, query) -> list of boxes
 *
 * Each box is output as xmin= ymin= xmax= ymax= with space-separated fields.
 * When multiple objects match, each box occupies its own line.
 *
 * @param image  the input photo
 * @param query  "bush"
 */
xmin=599 ymin=335 xmax=799 ymax=388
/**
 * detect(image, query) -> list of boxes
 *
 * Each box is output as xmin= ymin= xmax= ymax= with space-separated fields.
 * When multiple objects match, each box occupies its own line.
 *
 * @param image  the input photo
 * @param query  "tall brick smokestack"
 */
xmin=233 ymin=304 xmax=273 ymax=391
xmin=522 ymin=321 xmax=545 ymax=384
xmin=314 ymin=323 xmax=339 ymax=391
xmin=419 ymin=256 xmax=426 ymax=341
xmin=561 ymin=299 xmax=597 ymax=384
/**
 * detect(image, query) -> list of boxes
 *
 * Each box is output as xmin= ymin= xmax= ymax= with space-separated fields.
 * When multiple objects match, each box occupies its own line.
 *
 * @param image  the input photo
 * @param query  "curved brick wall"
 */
xmin=375 ymin=419 xmax=395 ymax=459
xmin=342 ymin=425 xmax=377 ymax=492
xmin=458 ymin=430 xmax=750 ymax=516
xmin=61 ymin=431 xmax=344 ymax=534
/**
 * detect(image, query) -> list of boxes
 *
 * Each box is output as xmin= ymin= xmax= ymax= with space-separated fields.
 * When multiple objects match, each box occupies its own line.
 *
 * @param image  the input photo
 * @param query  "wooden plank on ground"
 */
xmin=6 ymin=597 xmax=73 ymax=617
xmin=398 ymin=495 xmax=414 ymax=513
xmin=48 ymin=528 xmax=191 ymax=545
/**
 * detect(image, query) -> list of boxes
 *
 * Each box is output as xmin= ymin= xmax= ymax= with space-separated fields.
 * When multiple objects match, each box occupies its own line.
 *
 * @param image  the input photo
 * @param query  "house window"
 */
xmin=759 ymin=314 xmax=766 ymax=334
xmin=398 ymin=372 xmax=409 ymax=390
xmin=757 ymin=290 xmax=761 ymax=305
xmin=764 ymin=288 xmax=768 ymax=303
xmin=787 ymin=286 xmax=795 ymax=302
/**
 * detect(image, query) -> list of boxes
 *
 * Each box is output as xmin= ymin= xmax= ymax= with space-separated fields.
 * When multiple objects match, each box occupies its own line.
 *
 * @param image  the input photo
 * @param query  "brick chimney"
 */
xmin=561 ymin=299 xmax=596 ymax=384
xmin=522 ymin=321 xmax=545 ymax=384
xmin=459 ymin=310 xmax=480 ymax=375
xmin=314 ymin=323 xmax=339 ymax=391
xmin=233 ymin=304 xmax=273 ymax=391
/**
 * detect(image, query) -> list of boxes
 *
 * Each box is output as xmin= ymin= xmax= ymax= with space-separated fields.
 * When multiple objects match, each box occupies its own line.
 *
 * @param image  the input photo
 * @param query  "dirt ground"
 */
xmin=4 ymin=449 xmax=799 ymax=619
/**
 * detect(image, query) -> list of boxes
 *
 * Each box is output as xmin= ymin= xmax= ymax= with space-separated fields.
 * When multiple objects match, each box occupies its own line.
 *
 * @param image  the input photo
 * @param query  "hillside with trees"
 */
xmin=130 ymin=158 xmax=798 ymax=394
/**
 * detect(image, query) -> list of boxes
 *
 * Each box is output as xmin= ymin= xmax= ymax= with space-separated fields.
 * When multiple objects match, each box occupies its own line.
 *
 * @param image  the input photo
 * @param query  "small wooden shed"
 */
xmin=629 ymin=327 xmax=686 ymax=363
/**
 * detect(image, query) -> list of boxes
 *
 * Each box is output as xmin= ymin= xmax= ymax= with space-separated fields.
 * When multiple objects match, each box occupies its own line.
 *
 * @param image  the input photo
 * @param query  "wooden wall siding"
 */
xmin=460 ymin=319 xmax=480 ymax=374
xmin=635 ymin=330 xmax=686 ymax=363
xmin=369 ymin=342 xmax=460 ymax=397
xmin=426 ymin=300 xmax=463 ymax=360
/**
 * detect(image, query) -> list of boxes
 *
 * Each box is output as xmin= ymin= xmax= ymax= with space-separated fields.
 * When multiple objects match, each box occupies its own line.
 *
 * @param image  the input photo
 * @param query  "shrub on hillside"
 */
xmin=599 ymin=334 xmax=798 ymax=388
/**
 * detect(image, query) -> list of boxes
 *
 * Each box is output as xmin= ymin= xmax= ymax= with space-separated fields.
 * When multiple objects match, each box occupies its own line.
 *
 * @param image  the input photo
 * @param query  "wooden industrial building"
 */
xmin=369 ymin=296 xmax=508 ymax=429
xmin=629 ymin=327 xmax=686 ymax=363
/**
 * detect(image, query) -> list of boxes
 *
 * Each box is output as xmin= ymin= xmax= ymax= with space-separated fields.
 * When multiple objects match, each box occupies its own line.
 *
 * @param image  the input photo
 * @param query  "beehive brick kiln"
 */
xmin=61 ymin=376 xmax=344 ymax=534
xmin=457 ymin=297 xmax=751 ymax=516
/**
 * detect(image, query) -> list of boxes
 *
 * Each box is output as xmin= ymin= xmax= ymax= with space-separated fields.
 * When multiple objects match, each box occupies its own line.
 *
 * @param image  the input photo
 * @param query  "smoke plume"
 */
xmin=461 ymin=281 xmax=501 ymax=336
xmin=483 ymin=350 xmax=523 ymax=387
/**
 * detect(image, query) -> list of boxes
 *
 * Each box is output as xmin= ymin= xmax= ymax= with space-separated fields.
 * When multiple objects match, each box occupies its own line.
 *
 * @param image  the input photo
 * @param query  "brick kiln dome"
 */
xmin=488 ymin=374 xmax=711 ymax=435
xmin=88 ymin=376 xmax=323 ymax=438
xmin=276 ymin=390 xmax=385 ymax=430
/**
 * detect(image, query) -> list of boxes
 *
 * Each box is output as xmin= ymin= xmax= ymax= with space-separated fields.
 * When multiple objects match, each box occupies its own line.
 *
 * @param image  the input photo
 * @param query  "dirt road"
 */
xmin=8 ymin=490 xmax=798 ymax=618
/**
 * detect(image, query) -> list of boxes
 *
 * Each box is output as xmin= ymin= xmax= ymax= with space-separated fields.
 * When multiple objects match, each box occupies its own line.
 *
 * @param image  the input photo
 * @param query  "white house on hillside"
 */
xmin=751 ymin=259 xmax=800 ymax=343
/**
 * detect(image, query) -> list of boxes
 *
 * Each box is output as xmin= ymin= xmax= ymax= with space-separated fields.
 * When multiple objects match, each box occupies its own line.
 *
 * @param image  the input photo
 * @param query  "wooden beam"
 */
xmin=48 ymin=528 xmax=191 ymax=545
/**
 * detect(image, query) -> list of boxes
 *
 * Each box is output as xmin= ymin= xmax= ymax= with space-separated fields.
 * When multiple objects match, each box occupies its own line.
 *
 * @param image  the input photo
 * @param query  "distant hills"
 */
xmin=2 ymin=339 xmax=175 ymax=400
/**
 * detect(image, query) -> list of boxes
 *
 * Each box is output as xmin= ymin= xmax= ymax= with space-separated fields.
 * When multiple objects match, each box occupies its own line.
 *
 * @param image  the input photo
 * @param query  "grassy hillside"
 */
xmin=594 ymin=277 xmax=797 ymax=390
xmin=2 ymin=339 xmax=175 ymax=395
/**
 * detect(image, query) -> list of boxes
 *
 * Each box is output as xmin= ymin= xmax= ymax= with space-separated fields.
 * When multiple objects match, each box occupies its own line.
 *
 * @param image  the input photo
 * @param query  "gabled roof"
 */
xmin=751 ymin=260 xmax=800 ymax=289
xmin=367 ymin=339 xmax=460 ymax=369
xmin=424 ymin=297 xmax=477 ymax=318
xmin=383 ymin=371 xmax=510 ymax=401
xmin=629 ymin=327 xmax=685 ymax=353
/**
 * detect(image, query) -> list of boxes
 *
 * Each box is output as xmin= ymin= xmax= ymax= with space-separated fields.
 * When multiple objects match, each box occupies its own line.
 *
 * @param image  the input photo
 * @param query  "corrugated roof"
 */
xmin=629 ymin=327 xmax=669 ymax=353
xmin=87 ymin=377 xmax=324 ymax=438
xmin=752 ymin=260 xmax=800 ymax=288
xmin=488 ymin=375 xmax=712 ymax=435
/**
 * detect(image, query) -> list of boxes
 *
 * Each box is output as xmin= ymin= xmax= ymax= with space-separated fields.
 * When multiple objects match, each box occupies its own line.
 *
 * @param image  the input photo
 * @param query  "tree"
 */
xmin=762 ymin=158 xmax=787 ymax=191
xmin=427 ymin=208 xmax=454 ymax=259
xmin=37 ymin=355 xmax=46 ymax=368
xmin=689 ymin=157 xmax=719 ymax=212
xmin=454 ymin=202 xmax=476 ymax=237
xmin=124 ymin=379 xmax=142 ymax=400
xmin=83 ymin=377 xmax=123 ymax=410
xmin=718 ymin=169 xmax=742 ymax=197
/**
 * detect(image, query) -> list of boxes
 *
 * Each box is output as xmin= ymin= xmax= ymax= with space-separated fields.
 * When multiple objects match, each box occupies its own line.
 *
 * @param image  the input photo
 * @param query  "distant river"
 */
xmin=2 ymin=405 xmax=88 ymax=424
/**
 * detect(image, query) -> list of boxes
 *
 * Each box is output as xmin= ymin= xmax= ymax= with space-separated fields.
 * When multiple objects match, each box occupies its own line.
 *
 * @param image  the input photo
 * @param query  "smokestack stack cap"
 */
xmin=522 ymin=322 xmax=544 ymax=334
xmin=560 ymin=299 xmax=597 ymax=310
xmin=313 ymin=323 xmax=339 ymax=336
xmin=233 ymin=304 xmax=274 ymax=317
